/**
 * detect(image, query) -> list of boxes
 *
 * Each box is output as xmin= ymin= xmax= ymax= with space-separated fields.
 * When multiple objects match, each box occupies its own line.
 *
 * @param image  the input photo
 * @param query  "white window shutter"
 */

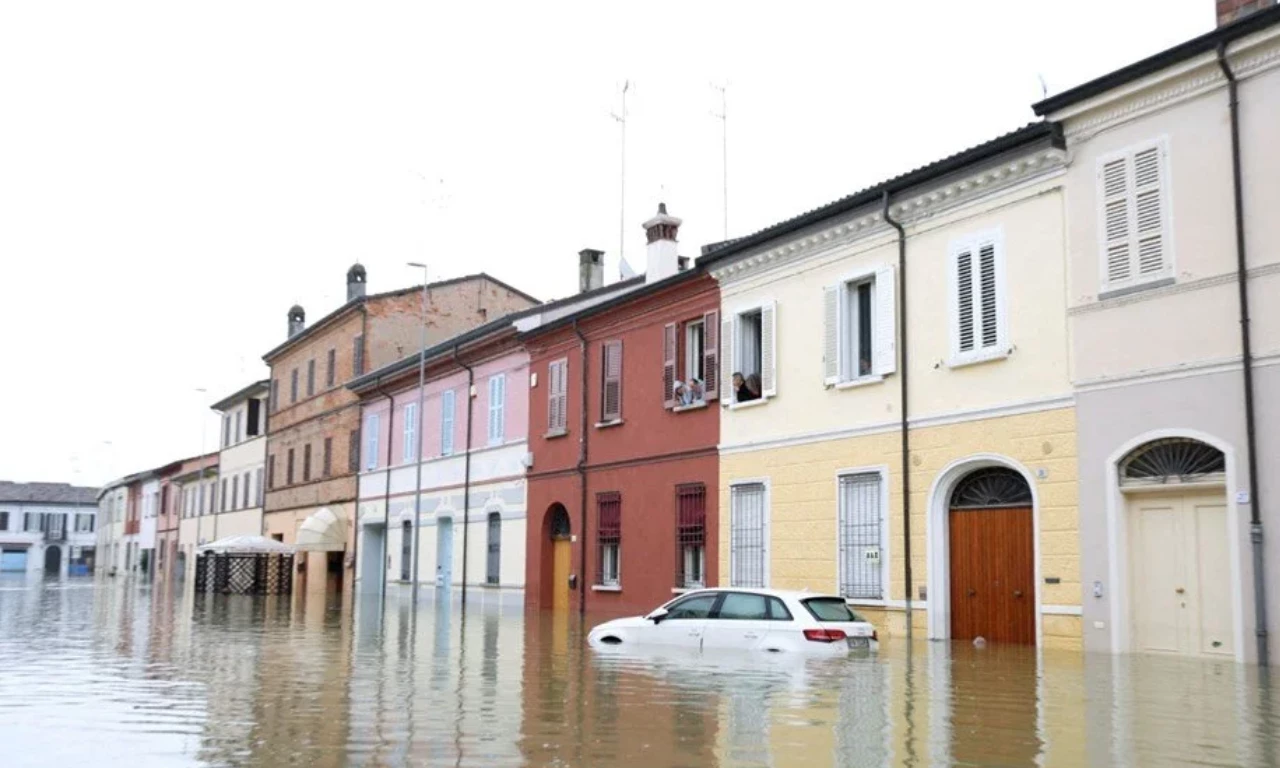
xmin=873 ymin=265 xmax=897 ymax=376
xmin=822 ymin=285 xmax=840 ymax=385
xmin=953 ymin=248 xmax=975 ymax=355
xmin=1099 ymin=140 xmax=1170 ymax=290
xmin=721 ymin=317 xmax=734 ymax=406
xmin=1132 ymin=145 xmax=1167 ymax=278
xmin=761 ymin=301 xmax=777 ymax=398
xmin=1100 ymin=157 xmax=1132 ymax=284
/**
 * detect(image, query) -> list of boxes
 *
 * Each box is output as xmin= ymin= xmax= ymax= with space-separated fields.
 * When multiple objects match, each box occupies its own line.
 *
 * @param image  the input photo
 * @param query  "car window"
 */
xmin=766 ymin=596 xmax=793 ymax=621
xmin=666 ymin=594 xmax=718 ymax=620
xmin=802 ymin=597 xmax=857 ymax=622
xmin=715 ymin=592 xmax=768 ymax=620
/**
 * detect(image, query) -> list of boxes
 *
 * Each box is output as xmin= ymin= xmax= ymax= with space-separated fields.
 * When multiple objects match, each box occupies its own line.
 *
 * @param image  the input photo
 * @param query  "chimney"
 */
xmin=346 ymin=263 xmax=367 ymax=301
xmin=287 ymin=305 xmax=306 ymax=338
xmin=578 ymin=248 xmax=604 ymax=293
xmin=1218 ymin=0 xmax=1274 ymax=25
xmin=642 ymin=202 xmax=682 ymax=284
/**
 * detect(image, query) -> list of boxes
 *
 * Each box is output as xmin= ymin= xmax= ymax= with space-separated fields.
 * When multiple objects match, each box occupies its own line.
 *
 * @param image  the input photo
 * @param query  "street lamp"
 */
xmin=407 ymin=262 xmax=429 ymax=606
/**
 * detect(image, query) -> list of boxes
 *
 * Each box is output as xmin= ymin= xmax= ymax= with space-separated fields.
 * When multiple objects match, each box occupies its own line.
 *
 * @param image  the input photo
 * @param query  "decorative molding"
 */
xmin=1070 ymin=262 xmax=1280 ymax=315
xmin=709 ymin=150 xmax=1067 ymax=286
xmin=1075 ymin=351 xmax=1280 ymax=394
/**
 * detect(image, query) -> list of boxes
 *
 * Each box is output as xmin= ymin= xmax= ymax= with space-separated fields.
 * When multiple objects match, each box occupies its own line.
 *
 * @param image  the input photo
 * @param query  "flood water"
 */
xmin=1 ymin=578 xmax=1278 ymax=767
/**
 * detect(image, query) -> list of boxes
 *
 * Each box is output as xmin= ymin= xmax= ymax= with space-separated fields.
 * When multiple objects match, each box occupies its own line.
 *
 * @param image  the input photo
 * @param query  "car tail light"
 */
xmin=803 ymin=628 xmax=847 ymax=643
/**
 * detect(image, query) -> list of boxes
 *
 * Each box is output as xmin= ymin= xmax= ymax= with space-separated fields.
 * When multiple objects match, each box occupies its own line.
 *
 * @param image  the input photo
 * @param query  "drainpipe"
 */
xmin=573 ymin=320 xmax=589 ymax=618
xmin=1217 ymin=42 xmax=1268 ymax=667
xmin=374 ymin=378 xmax=395 ymax=604
xmin=883 ymin=189 xmax=913 ymax=639
xmin=453 ymin=344 xmax=476 ymax=607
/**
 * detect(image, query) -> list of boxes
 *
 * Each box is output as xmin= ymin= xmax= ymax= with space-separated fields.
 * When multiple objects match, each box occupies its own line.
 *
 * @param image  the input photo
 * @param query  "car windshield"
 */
xmin=802 ymin=597 xmax=858 ymax=622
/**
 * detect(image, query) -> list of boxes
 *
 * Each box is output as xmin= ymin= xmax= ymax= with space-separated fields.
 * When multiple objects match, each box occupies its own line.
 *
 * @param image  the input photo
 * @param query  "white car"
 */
xmin=587 ymin=588 xmax=878 ymax=655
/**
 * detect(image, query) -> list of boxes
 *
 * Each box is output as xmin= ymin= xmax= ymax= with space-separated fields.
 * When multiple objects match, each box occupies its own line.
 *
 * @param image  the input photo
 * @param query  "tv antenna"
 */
xmin=711 ymin=82 xmax=728 ymax=240
xmin=610 ymin=80 xmax=631 ymax=277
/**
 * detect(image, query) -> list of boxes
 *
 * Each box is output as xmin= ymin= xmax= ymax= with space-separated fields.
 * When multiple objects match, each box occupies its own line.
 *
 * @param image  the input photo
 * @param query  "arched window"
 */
xmin=549 ymin=505 xmax=571 ymax=540
xmin=1120 ymin=438 xmax=1225 ymax=487
xmin=950 ymin=467 xmax=1032 ymax=509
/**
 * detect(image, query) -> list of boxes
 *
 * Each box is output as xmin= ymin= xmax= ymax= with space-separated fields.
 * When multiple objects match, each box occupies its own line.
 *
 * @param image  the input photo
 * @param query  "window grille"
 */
xmin=838 ymin=473 xmax=883 ymax=600
xmin=675 ymin=484 xmax=706 ymax=588
xmin=730 ymin=483 xmax=766 ymax=587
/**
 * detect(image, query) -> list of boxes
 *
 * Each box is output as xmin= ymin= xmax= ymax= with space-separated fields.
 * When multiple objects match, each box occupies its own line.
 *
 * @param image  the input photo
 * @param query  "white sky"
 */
xmin=0 ymin=1 xmax=1211 ymax=486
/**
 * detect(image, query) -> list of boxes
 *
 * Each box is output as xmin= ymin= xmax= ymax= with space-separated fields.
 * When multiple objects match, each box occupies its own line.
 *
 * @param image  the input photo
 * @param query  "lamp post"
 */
xmin=407 ymin=262 xmax=429 ymax=605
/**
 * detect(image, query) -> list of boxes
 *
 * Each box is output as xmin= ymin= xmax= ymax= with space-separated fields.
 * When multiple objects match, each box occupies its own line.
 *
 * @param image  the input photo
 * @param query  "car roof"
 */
xmin=679 ymin=587 xmax=842 ymax=602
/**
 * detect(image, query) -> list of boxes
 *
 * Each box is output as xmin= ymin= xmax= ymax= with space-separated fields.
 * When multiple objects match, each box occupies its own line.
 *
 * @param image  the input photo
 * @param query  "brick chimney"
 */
xmin=287 ymin=305 xmax=305 ymax=338
xmin=346 ymin=263 xmax=367 ymax=301
xmin=1218 ymin=0 xmax=1275 ymax=25
xmin=642 ymin=202 xmax=682 ymax=284
xmin=578 ymin=249 xmax=604 ymax=293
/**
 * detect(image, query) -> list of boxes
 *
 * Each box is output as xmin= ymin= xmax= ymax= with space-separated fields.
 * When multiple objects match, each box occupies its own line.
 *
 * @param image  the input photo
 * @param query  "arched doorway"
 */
xmin=947 ymin=467 xmax=1035 ymax=645
xmin=44 ymin=545 xmax=61 ymax=575
xmin=1119 ymin=437 xmax=1232 ymax=657
xmin=544 ymin=504 xmax=572 ymax=611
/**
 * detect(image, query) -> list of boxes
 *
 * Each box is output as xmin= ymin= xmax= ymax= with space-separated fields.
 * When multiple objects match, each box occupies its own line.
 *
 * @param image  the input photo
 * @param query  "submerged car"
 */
xmin=587 ymin=588 xmax=878 ymax=654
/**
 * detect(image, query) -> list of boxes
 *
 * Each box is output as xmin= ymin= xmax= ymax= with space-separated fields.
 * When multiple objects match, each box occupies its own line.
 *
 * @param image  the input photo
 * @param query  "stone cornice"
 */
xmin=710 ymin=148 xmax=1066 ymax=286
xmin=1060 ymin=27 xmax=1280 ymax=139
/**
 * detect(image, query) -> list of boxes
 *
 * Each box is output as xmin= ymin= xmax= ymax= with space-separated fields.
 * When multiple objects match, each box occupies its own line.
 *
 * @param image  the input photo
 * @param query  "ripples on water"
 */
xmin=0 ymin=576 xmax=1277 ymax=767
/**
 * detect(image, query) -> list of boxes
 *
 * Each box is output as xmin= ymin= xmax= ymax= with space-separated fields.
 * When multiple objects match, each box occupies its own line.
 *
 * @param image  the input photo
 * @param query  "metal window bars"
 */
xmin=597 ymin=492 xmax=621 ymax=586
xmin=675 ymin=484 xmax=706 ymax=588
xmin=838 ymin=473 xmax=883 ymax=600
xmin=730 ymin=483 xmax=766 ymax=588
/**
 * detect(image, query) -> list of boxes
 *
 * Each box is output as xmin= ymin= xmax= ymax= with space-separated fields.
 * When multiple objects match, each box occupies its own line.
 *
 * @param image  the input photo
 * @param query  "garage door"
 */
xmin=1 ymin=549 xmax=29 ymax=572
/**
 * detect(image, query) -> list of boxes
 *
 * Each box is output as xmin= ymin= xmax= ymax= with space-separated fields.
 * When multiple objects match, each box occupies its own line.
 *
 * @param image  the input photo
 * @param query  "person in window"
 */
xmin=673 ymin=380 xmax=688 ymax=406
xmin=744 ymin=374 xmax=762 ymax=402
xmin=732 ymin=372 xmax=751 ymax=403
xmin=687 ymin=378 xmax=704 ymax=404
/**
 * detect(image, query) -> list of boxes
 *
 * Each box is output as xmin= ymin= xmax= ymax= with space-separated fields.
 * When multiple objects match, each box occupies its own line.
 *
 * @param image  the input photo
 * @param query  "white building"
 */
xmin=211 ymin=381 xmax=269 ymax=540
xmin=0 ymin=481 xmax=98 ymax=577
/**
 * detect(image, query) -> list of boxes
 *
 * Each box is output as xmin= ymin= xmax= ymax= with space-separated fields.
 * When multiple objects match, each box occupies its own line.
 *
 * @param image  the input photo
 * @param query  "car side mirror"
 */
xmin=647 ymin=608 xmax=669 ymax=624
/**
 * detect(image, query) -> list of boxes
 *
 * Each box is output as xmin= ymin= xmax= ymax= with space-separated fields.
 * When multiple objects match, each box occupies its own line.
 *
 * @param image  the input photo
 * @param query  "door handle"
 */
xmin=968 ymin=589 xmax=977 ymax=597
xmin=1175 ymin=587 xmax=1185 ymax=595
xmin=1014 ymin=590 xmax=1023 ymax=598
xmin=744 ymin=633 xmax=759 ymax=639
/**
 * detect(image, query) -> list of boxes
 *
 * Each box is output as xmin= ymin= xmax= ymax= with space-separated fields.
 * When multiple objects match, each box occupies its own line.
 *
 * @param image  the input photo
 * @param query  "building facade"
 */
xmin=212 ymin=381 xmax=270 ymax=540
xmin=523 ymin=205 xmax=722 ymax=616
xmin=701 ymin=125 xmax=1082 ymax=649
xmin=0 ymin=482 xmax=98 ymax=576
xmin=97 ymin=482 xmax=128 ymax=574
xmin=262 ymin=265 xmax=538 ymax=595
xmin=138 ymin=477 xmax=160 ymax=577
xmin=176 ymin=455 xmax=220 ymax=580
xmin=1034 ymin=4 xmax=1280 ymax=662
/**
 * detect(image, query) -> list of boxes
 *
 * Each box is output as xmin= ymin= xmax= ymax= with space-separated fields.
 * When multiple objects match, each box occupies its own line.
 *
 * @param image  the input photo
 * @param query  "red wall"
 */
xmin=524 ymin=273 xmax=720 ymax=614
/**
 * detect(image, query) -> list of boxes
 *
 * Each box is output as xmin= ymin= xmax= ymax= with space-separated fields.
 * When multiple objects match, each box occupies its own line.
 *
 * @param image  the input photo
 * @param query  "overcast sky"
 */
xmin=0 ymin=1 xmax=1211 ymax=486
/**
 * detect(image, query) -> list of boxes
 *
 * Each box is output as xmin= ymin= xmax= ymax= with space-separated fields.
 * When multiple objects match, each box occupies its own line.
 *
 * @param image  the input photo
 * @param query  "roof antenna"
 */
xmin=711 ymin=81 xmax=728 ymax=240
xmin=610 ymin=81 xmax=631 ymax=281
xmin=1037 ymin=73 xmax=1049 ymax=101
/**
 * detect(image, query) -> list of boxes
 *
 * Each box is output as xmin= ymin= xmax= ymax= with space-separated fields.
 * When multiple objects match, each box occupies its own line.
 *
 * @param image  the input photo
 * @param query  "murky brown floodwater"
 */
xmin=1 ymin=576 xmax=1277 ymax=767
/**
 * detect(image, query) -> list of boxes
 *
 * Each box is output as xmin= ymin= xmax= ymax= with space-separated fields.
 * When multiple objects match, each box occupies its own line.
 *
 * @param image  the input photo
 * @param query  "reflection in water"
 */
xmin=0 ymin=577 xmax=1277 ymax=767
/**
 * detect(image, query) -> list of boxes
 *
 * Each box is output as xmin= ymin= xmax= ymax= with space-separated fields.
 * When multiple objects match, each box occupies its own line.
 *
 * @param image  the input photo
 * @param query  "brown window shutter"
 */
xmin=602 ymin=341 xmax=622 ymax=422
xmin=703 ymin=310 xmax=719 ymax=400
xmin=662 ymin=323 xmax=677 ymax=408
xmin=348 ymin=430 xmax=360 ymax=472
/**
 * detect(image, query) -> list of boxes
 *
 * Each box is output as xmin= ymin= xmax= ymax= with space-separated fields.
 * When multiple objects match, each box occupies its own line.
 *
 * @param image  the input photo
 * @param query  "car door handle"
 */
xmin=743 ymin=632 xmax=759 ymax=639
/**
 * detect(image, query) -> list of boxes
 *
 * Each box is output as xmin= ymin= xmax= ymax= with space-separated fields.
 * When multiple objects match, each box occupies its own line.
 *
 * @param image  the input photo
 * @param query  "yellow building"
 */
xmin=702 ymin=123 xmax=1082 ymax=650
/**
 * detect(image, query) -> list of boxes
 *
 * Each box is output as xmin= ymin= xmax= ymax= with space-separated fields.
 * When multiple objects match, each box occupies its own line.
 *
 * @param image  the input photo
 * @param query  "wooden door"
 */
xmin=949 ymin=507 xmax=1035 ymax=645
xmin=552 ymin=538 xmax=571 ymax=612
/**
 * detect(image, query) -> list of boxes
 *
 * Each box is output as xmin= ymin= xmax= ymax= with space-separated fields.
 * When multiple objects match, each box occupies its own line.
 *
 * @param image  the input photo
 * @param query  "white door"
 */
xmin=1127 ymin=490 xmax=1233 ymax=657
xmin=702 ymin=591 xmax=772 ymax=650
xmin=648 ymin=593 xmax=716 ymax=648
xmin=436 ymin=518 xmax=453 ymax=587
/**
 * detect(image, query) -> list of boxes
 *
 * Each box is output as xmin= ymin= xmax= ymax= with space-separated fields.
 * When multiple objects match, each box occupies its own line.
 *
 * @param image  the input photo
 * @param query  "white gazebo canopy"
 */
xmin=197 ymin=535 xmax=296 ymax=555
xmin=296 ymin=507 xmax=346 ymax=552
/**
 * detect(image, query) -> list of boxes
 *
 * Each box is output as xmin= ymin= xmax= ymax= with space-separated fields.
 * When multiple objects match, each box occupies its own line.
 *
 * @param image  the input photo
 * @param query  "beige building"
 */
xmin=176 ymin=457 xmax=220 ymax=579
xmin=1034 ymin=2 xmax=1280 ymax=663
xmin=701 ymin=122 xmax=1082 ymax=649
xmin=210 ymin=381 xmax=270 ymax=540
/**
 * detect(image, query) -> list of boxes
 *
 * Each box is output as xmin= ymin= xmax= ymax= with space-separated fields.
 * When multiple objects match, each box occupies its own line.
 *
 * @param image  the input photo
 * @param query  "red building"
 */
xmin=523 ymin=204 xmax=721 ymax=615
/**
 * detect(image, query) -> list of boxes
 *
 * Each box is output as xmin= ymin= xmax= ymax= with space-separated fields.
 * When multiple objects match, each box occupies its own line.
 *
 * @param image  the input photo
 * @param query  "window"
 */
xmin=234 ymin=410 xmax=242 ymax=444
xmin=721 ymin=303 xmax=776 ymax=404
xmin=307 ymin=359 xmax=316 ymax=397
xmin=596 ymin=492 xmax=621 ymax=586
xmin=802 ymin=597 xmax=859 ymax=622
xmin=0 ymin=511 xmax=7 ymax=530
xmin=1098 ymin=138 xmax=1172 ymax=293
xmin=665 ymin=593 xmax=718 ymax=620
xmin=303 ymin=443 xmax=312 ymax=482
xmin=949 ymin=230 xmax=1007 ymax=365
xmin=353 ymin=335 xmax=365 ymax=377
xmin=349 ymin=430 xmax=361 ymax=472
xmin=287 ymin=449 xmax=295 ymax=485
xmin=676 ymin=484 xmax=706 ymax=588
xmin=231 ymin=476 xmax=239 ymax=511
xmin=486 ymin=512 xmax=501 ymax=585
xmin=255 ymin=468 xmax=264 ymax=505
xmin=685 ymin=320 xmax=705 ymax=382
xmin=838 ymin=472 xmax=884 ymax=600
xmin=403 ymin=402 xmax=418 ymax=463
xmin=208 ymin=482 xmax=216 ymax=515
xmin=326 ymin=348 xmax=336 ymax=387
xmin=270 ymin=379 xmax=279 ymax=412
xmin=268 ymin=455 xmax=276 ymax=490
xmin=824 ymin=267 xmax=896 ymax=385
xmin=664 ymin=312 xmax=720 ymax=408
xmin=24 ymin=512 xmax=41 ymax=531
xmin=290 ymin=368 xmax=299 ymax=403
xmin=221 ymin=479 xmax=228 ymax=512
xmin=222 ymin=415 xmax=231 ymax=448
xmin=441 ymin=390 xmax=456 ymax=455
xmin=242 ymin=471 xmax=251 ymax=508
xmin=766 ymin=596 xmax=792 ymax=621
xmin=547 ymin=359 xmax=568 ymax=434
xmin=323 ymin=437 xmax=332 ymax=478
xmin=364 ymin=414 xmax=379 ymax=471
xmin=600 ymin=341 xmax=622 ymax=422
xmin=247 ymin=398 xmax=261 ymax=436
xmin=730 ymin=482 xmax=767 ymax=587
xmin=488 ymin=375 xmax=506 ymax=446
xmin=716 ymin=592 xmax=768 ymax=620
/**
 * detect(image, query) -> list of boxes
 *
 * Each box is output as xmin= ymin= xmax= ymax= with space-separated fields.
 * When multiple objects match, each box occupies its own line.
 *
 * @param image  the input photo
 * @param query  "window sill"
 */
xmin=594 ymin=419 xmax=624 ymax=429
xmin=832 ymin=375 xmax=884 ymax=391
xmin=1098 ymin=275 xmax=1175 ymax=302
xmin=671 ymin=586 xmax=705 ymax=594
xmin=672 ymin=401 xmax=708 ymax=413
xmin=544 ymin=429 xmax=568 ymax=440
xmin=727 ymin=398 xmax=768 ymax=411
xmin=591 ymin=584 xmax=622 ymax=592
xmin=947 ymin=349 xmax=1010 ymax=370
